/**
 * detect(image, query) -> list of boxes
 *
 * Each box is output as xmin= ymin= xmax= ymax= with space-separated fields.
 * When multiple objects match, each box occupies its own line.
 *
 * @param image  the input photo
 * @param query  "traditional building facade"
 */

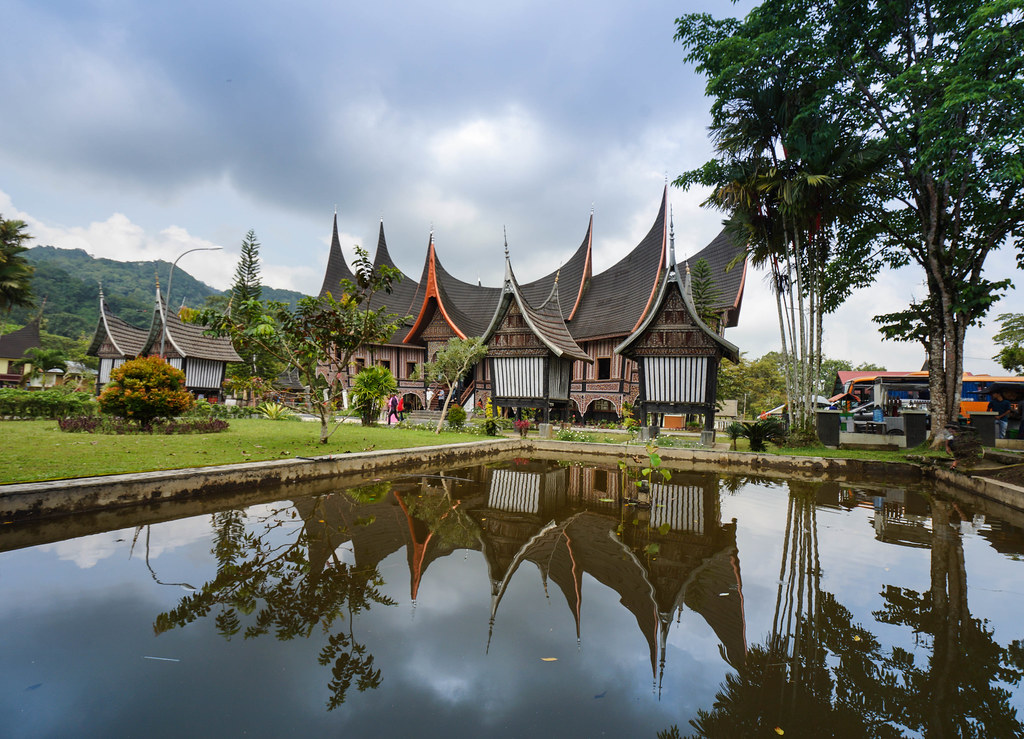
xmin=88 ymin=287 xmax=241 ymax=398
xmin=616 ymin=220 xmax=740 ymax=442
xmin=325 ymin=187 xmax=747 ymax=421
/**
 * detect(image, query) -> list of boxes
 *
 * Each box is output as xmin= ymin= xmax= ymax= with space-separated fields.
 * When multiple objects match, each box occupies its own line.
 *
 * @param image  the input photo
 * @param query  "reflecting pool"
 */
xmin=2 ymin=459 xmax=1023 ymax=737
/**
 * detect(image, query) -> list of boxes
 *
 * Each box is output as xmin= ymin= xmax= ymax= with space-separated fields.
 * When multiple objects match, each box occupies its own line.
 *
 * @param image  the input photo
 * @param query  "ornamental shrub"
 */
xmin=350 ymin=366 xmax=397 ymax=426
xmin=98 ymin=356 xmax=194 ymax=426
xmin=0 ymin=388 xmax=98 ymax=418
xmin=446 ymin=403 xmax=467 ymax=429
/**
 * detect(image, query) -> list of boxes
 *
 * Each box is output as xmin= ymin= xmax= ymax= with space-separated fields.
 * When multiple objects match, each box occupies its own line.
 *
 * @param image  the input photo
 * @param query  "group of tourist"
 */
xmin=386 ymin=394 xmax=405 ymax=425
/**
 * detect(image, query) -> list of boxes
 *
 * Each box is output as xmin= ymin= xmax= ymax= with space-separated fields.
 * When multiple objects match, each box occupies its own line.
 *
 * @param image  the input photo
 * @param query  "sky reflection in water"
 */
xmin=2 ymin=460 xmax=1023 ymax=738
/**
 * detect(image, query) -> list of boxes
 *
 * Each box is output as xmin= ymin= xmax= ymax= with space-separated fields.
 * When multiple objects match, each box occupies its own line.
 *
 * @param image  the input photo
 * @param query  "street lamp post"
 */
xmin=160 ymin=246 xmax=222 ymax=358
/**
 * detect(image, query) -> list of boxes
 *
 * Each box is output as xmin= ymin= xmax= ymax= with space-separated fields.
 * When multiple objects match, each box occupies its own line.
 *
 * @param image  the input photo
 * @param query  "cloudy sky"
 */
xmin=1 ymin=0 xmax=1017 ymax=373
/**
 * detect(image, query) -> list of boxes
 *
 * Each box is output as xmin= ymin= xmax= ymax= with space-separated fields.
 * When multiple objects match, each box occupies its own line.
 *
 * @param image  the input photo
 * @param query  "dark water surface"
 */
xmin=2 ymin=460 xmax=1023 ymax=738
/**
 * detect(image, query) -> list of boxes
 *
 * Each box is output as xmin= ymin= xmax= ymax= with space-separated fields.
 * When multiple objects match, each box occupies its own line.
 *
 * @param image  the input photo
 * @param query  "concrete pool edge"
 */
xmin=2 ymin=438 xmax=1021 ymax=522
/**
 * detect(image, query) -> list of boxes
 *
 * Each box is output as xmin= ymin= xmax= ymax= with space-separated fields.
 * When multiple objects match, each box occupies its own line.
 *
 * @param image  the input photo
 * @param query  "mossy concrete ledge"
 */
xmin=3 ymin=438 xmax=1022 ymax=524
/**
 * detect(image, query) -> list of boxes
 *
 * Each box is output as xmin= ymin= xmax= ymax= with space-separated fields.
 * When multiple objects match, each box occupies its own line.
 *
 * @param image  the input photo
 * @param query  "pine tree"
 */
xmin=230 ymin=229 xmax=262 ymax=311
xmin=689 ymin=258 xmax=721 ymax=329
xmin=225 ymin=230 xmax=278 ymax=385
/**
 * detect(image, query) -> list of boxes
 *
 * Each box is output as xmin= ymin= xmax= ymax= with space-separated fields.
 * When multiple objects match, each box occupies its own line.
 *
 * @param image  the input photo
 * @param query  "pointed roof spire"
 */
xmin=318 ymin=211 xmax=356 ymax=297
xmin=668 ymin=205 xmax=677 ymax=273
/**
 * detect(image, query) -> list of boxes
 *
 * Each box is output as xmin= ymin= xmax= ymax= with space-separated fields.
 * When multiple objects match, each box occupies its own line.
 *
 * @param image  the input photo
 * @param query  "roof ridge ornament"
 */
xmin=669 ymin=205 xmax=677 ymax=275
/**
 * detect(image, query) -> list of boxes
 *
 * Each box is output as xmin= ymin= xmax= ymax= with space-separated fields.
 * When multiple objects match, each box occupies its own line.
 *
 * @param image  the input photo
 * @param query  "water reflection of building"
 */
xmin=290 ymin=461 xmax=747 ymax=680
xmin=476 ymin=461 xmax=746 ymax=683
xmin=803 ymin=481 xmax=935 ymax=549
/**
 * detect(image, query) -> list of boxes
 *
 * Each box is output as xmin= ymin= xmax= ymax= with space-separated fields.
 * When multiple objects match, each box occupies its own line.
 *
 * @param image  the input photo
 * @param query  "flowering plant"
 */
xmin=513 ymin=418 xmax=531 ymax=437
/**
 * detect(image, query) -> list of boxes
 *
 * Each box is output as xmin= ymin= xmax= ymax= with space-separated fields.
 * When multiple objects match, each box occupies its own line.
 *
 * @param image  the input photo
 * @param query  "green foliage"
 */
xmin=98 ymin=355 xmax=194 ymax=425
xmin=678 ymin=0 xmax=1024 ymax=431
xmin=716 ymin=352 xmax=787 ymax=418
xmin=0 ymin=387 xmax=97 ymax=418
xmin=58 ymin=415 xmax=229 ymax=434
xmin=193 ymin=245 xmax=406 ymax=442
xmin=0 ymin=215 xmax=36 ymax=315
xmin=737 ymin=418 xmax=788 ymax=453
xmin=689 ymin=258 xmax=722 ymax=327
xmin=726 ymin=421 xmax=745 ymax=451
xmin=993 ymin=313 xmax=1024 ymax=373
xmin=418 ymin=336 xmax=488 ymax=433
xmin=256 ymin=401 xmax=294 ymax=420
xmin=231 ymin=230 xmax=263 ymax=306
xmin=351 ymin=366 xmax=398 ymax=426
xmin=22 ymin=346 xmax=67 ymax=380
xmin=225 ymin=230 xmax=283 ymax=383
xmin=445 ymin=403 xmax=467 ymax=429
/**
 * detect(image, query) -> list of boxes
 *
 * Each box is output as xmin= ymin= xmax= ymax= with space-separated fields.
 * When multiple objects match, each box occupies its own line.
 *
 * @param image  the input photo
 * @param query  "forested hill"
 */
xmin=7 ymin=245 xmax=307 ymax=341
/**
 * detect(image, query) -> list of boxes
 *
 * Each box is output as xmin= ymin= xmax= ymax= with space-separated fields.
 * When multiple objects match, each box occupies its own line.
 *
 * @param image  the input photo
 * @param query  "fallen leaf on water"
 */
xmin=853 ymin=635 xmax=861 ymax=642
xmin=541 ymin=657 xmax=558 ymax=662
xmin=598 ymin=498 xmax=615 ymax=502
xmin=775 ymin=728 xmax=785 ymax=735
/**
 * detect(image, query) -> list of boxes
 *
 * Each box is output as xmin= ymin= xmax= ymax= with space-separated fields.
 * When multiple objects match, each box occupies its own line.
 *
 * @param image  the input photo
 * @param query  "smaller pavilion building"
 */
xmin=615 ymin=218 xmax=739 ymax=445
xmin=481 ymin=249 xmax=593 ymax=422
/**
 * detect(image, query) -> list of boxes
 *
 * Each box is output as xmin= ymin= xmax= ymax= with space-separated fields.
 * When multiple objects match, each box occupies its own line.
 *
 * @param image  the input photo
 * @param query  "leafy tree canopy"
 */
xmin=0 ymin=215 xmax=35 ymax=320
xmin=416 ymin=336 xmax=488 ymax=433
xmin=676 ymin=0 xmax=1024 ymax=434
xmin=191 ymin=246 xmax=407 ymax=443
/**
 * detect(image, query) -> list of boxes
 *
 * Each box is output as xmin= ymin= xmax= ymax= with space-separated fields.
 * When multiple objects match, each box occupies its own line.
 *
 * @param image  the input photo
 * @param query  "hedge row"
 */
xmin=0 ymin=388 xmax=99 ymax=419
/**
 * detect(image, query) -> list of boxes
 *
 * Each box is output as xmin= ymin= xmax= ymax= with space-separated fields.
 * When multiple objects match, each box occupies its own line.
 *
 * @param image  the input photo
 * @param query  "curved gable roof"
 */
xmin=568 ymin=188 xmax=668 ymax=340
xmin=318 ymin=213 xmax=356 ymax=298
xmin=144 ymin=289 xmax=242 ymax=362
xmin=482 ymin=257 xmax=591 ymax=363
xmin=404 ymin=237 xmax=502 ymax=343
xmin=86 ymin=291 xmax=150 ymax=358
xmin=519 ymin=214 xmax=593 ymax=321
xmin=614 ymin=260 xmax=739 ymax=363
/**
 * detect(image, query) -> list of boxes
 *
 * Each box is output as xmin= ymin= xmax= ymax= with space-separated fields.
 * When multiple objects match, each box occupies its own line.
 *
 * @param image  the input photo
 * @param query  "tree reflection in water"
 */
xmin=682 ymin=483 xmax=1024 ymax=739
xmin=153 ymin=483 xmax=397 ymax=711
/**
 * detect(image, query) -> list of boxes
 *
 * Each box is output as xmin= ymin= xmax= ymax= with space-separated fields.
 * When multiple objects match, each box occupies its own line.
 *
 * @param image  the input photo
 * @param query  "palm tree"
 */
xmin=22 ymin=347 xmax=68 ymax=385
xmin=0 ymin=216 xmax=36 ymax=331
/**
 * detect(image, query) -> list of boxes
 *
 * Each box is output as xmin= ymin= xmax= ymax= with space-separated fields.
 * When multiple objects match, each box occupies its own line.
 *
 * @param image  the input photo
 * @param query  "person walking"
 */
xmin=397 ymin=395 xmax=405 ymax=422
xmin=387 ymin=395 xmax=399 ymax=425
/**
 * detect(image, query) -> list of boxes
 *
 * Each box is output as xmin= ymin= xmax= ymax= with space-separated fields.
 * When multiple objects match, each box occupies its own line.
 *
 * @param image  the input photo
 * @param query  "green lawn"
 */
xmin=0 ymin=419 xmax=951 ymax=485
xmin=0 ymin=419 xmax=482 ymax=484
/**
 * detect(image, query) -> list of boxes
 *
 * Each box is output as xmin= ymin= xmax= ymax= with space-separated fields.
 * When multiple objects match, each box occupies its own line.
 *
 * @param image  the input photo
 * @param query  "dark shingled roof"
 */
xmin=318 ymin=213 xmax=356 ymax=298
xmin=518 ymin=214 xmax=593 ymax=321
xmin=433 ymin=255 xmax=501 ymax=338
xmin=317 ymin=190 xmax=747 ymax=348
xmin=0 ymin=317 xmax=41 ymax=359
xmin=144 ymin=291 xmax=242 ymax=362
xmin=87 ymin=293 xmax=149 ymax=357
xmin=482 ymin=258 xmax=592 ymax=363
xmin=568 ymin=189 xmax=667 ymax=340
xmin=615 ymin=257 xmax=740 ymax=363
xmin=680 ymin=228 xmax=747 ymax=329
xmin=364 ymin=222 xmax=423 ymax=345
xmin=405 ymin=237 xmax=501 ymax=342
